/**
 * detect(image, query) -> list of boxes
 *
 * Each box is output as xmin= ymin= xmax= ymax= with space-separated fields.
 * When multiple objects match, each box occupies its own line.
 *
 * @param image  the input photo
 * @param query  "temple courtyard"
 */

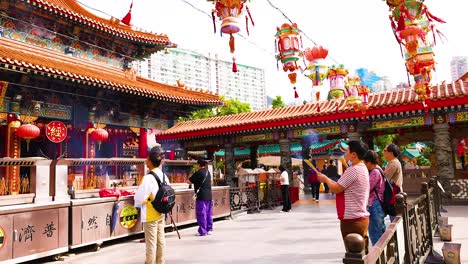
xmin=28 ymin=195 xmax=467 ymax=264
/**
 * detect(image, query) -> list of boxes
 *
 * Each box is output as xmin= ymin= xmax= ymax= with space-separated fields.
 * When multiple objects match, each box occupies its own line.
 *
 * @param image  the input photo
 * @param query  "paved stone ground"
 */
xmin=25 ymin=196 xmax=468 ymax=264
xmin=433 ymin=206 xmax=468 ymax=263
xmin=29 ymin=194 xmax=344 ymax=264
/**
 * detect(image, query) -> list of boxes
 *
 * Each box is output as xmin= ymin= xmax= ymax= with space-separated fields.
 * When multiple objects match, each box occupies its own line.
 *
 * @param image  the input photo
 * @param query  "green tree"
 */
xmin=178 ymin=96 xmax=251 ymax=121
xmin=218 ymin=98 xmax=251 ymax=116
xmin=271 ymin=96 xmax=286 ymax=109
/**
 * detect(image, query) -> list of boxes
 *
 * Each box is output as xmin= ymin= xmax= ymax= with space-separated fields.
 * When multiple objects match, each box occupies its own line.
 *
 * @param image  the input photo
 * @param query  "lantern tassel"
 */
xmin=294 ymin=87 xmax=299 ymax=99
xmin=274 ymin=39 xmax=277 ymax=53
xmin=232 ymin=57 xmax=238 ymax=73
xmin=211 ymin=10 xmax=217 ymax=33
xmin=300 ymin=35 xmax=303 ymax=48
xmin=121 ymin=0 xmax=133 ymax=26
xmin=245 ymin=16 xmax=250 ymax=35
xmin=246 ymin=5 xmax=254 ymax=26
xmin=26 ymin=139 xmax=30 ymax=152
xmin=229 ymin=34 xmax=235 ymax=53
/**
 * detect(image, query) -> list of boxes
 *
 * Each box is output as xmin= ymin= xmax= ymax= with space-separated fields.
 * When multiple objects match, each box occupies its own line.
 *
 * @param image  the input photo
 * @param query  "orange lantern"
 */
xmin=358 ymin=86 xmax=371 ymax=114
xmin=210 ymin=0 xmax=254 ymax=72
xmin=17 ymin=123 xmax=40 ymax=151
xmin=90 ymin=128 xmax=109 ymax=150
xmin=385 ymin=0 xmax=445 ymax=102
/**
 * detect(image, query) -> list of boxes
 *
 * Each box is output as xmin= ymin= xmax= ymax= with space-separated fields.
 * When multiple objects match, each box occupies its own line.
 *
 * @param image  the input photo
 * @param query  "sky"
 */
xmin=79 ymin=0 xmax=468 ymax=104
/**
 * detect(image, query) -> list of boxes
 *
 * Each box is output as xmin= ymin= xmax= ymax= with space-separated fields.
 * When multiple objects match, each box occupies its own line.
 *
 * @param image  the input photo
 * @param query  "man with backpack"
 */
xmin=364 ymin=150 xmax=386 ymax=245
xmin=189 ymin=159 xmax=213 ymax=236
xmin=134 ymin=146 xmax=170 ymax=264
xmin=383 ymin=144 xmax=403 ymax=221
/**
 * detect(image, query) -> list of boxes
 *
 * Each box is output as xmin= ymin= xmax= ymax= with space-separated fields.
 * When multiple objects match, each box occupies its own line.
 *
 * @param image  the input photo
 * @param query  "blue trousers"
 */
xmin=368 ymin=199 xmax=386 ymax=245
xmin=196 ymin=200 xmax=213 ymax=235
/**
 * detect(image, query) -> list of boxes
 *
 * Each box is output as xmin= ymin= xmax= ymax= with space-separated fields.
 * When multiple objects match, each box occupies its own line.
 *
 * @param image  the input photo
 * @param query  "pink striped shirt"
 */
xmin=336 ymin=163 xmax=370 ymax=220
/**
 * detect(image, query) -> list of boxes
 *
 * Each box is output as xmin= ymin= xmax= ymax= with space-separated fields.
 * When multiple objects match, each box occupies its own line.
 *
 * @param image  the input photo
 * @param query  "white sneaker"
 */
xmin=195 ymin=233 xmax=206 ymax=236
xmin=207 ymin=231 xmax=213 ymax=235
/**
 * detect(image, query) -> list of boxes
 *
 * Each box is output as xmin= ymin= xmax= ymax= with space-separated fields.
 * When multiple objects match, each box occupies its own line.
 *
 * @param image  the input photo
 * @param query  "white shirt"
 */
xmin=280 ymin=171 xmax=289 ymax=185
xmin=134 ymin=168 xmax=170 ymax=222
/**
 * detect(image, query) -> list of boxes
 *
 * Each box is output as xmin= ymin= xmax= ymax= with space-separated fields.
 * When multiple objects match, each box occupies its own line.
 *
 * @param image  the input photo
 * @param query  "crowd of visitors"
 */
xmin=133 ymin=139 xmax=405 ymax=261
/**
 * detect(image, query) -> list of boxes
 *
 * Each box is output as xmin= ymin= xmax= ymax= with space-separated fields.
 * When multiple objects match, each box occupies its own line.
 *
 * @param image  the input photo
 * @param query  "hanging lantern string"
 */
xmin=266 ymin=0 xmax=339 ymax=64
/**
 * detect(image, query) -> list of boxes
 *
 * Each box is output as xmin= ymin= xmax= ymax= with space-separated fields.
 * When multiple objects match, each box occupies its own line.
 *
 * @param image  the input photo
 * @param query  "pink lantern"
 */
xmin=328 ymin=65 xmax=349 ymax=99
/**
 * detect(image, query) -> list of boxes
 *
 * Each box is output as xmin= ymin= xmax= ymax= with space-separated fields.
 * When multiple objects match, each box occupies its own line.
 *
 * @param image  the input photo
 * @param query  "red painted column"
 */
xmin=138 ymin=127 xmax=148 ymax=158
xmin=83 ymin=121 xmax=93 ymax=189
xmin=6 ymin=113 xmax=21 ymax=195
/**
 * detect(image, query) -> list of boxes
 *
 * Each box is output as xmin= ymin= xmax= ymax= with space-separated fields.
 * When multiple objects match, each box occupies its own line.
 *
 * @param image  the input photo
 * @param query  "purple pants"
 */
xmin=196 ymin=200 xmax=213 ymax=235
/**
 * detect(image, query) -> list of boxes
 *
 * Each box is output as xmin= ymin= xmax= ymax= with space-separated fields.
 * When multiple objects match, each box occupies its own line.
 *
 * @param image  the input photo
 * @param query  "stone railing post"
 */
xmin=422 ymin=183 xmax=435 ymax=248
xmin=430 ymin=177 xmax=441 ymax=216
xmin=429 ymin=177 xmax=440 ymax=232
xmin=395 ymin=193 xmax=412 ymax=264
xmin=342 ymin=234 xmax=366 ymax=264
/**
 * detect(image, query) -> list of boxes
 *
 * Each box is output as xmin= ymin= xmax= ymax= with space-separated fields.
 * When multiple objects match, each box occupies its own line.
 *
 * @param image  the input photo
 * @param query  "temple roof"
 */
xmin=0 ymin=37 xmax=221 ymax=105
xmin=158 ymin=80 xmax=468 ymax=140
xmin=17 ymin=0 xmax=173 ymax=46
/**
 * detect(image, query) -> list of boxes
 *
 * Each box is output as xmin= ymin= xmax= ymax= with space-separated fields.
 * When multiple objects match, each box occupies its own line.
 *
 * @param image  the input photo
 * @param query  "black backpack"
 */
xmin=149 ymin=171 xmax=176 ymax=214
xmin=374 ymin=167 xmax=400 ymax=216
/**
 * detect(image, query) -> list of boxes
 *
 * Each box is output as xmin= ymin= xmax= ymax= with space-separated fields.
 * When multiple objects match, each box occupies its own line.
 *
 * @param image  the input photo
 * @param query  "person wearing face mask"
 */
xmin=317 ymin=140 xmax=370 ymax=253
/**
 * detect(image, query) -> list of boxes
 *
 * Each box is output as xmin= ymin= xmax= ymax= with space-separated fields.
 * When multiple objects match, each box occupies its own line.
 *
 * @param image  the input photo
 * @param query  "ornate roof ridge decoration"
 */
xmin=158 ymin=81 xmax=468 ymax=140
xmin=0 ymin=38 xmax=221 ymax=105
xmin=18 ymin=0 xmax=174 ymax=46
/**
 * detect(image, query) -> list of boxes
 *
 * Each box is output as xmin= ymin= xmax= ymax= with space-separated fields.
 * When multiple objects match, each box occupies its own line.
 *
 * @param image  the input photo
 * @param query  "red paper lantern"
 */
xmin=305 ymin=45 xmax=328 ymax=62
xmin=17 ymin=123 xmax=40 ymax=151
xmin=90 ymin=128 xmax=109 ymax=150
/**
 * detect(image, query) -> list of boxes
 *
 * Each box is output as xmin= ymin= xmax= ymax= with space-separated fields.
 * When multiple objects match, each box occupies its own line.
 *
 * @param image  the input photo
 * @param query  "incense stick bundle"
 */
xmin=304 ymin=160 xmax=320 ymax=174
xmin=339 ymin=156 xmax=349 ymax=169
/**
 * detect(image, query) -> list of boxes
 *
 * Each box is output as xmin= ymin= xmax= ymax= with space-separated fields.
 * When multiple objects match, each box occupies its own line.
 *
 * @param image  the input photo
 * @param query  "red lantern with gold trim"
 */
xmin=17 ymin=123 xmax=40 ymax=151
xmin=90 ymin=128 xmax=109 ymax=150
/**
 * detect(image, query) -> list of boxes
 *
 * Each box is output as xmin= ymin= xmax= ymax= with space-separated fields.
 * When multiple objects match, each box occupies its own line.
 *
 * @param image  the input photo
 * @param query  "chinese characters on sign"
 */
xmin=119 ymin=205 xmax=138 ymax=229
xmin=45 ymin=121 xmax=67 ymax=143
xmin=18 ymin=225 xmax=35 ymax=242
xmin=106 ymin=214 xmax=112 ymax=227
xmin=87 ymin=216 xmax=98 ymax=230
xmin=43 ymin=222 xmax=56 ymax=237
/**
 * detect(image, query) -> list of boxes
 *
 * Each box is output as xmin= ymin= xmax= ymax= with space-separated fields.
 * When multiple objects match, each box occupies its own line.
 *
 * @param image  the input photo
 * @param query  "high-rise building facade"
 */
xmin=450 ymin=56 xmax=468 ymax=81
xmin=137 ymin=48 xmax=267 ymax=111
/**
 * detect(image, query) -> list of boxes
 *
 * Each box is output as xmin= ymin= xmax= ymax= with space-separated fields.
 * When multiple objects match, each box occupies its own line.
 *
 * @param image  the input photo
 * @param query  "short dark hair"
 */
xmin=347 ymin=140 xmax=369 ymax=160
xmin=386 ymin=144 xmax=400 ymax=158
xmin=329 ymin=160 xmax=334 ymax=165
xmin=148 ymin=146 xmax=163 ymax=168
xmin=279 ymin=165 xmax=285 ymax=172
xmin=197 ymin=159 xmax=208 ymax=167
xmin=364 ymin=150 xmax=379 ymax=165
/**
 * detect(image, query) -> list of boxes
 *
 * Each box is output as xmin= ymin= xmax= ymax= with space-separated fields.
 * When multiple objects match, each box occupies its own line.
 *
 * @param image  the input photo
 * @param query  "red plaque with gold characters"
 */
xmin=45 ymin=121 xmax=67 ymax=143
